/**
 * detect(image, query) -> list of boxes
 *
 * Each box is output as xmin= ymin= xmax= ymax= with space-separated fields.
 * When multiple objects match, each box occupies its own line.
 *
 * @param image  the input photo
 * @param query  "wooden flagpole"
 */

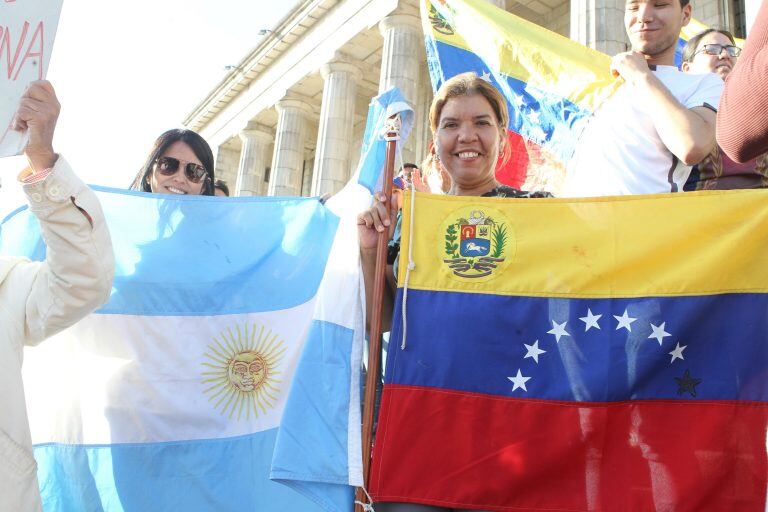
xmin=355 ymin=115 xmax=400 ymax=512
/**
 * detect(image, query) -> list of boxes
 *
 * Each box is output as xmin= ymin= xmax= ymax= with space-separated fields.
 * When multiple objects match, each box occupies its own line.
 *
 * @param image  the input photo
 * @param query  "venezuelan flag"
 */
xmin=370 ymin=191 xmax=768 ymax=511
xmin=421 ymin=0 xmax=620 ymax=193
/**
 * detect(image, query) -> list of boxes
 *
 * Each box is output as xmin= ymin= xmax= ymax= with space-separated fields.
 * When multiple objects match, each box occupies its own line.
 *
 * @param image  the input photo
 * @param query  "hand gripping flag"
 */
xmin=421 ymin=0 xmax=620 ymax=194
xmin=369 ymin=190 xmax=768 ymax=511
xmin=2 ymin=190 xmax=357 ymax=512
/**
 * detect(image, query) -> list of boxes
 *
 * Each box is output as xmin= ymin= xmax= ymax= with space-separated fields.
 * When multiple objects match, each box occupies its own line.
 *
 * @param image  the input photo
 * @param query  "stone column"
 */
xmin=235 ymin=123 xmax=273 ymax=197
xmin=378 ymin=13 xmax=421 ymax=102
xmin=268 ymin=97 xmax=312 ymax=197
xmin=570 ymin=0 xmax=628 ymax=56
xmin=378 ymin=12 xmax=421 ymax=162
xmin=214 ymin=144 xmax=240 ymax=188
xmin=312 ymin=56 xmax=362 ymax=196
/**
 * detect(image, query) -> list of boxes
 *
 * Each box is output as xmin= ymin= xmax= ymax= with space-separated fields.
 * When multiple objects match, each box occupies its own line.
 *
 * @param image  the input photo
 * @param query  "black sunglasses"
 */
xmin=154 ymin=156 xmax=208 ymax=183
xmin=694 ymin=44 xmax=742 ymax=58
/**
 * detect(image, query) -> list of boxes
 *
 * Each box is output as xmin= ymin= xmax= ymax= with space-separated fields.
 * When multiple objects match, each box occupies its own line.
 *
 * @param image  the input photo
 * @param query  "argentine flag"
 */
xmin=0 ymin=86 xmax=413 ymax=512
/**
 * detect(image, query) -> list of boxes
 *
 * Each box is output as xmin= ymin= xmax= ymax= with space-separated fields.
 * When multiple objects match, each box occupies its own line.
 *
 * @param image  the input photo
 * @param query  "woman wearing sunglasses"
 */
xmin=138 ymin=129 xmax=215 ymax=195
xmin=681 ymin=29 xmax=768 ymax=190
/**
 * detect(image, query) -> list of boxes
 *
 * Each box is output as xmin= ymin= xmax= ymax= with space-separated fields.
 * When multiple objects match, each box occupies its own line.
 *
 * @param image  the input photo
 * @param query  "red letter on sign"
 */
xmin=0 ymin=21 xmax=29 ymax=80
xmin=13 ymin=21 xmax=44 ymax=81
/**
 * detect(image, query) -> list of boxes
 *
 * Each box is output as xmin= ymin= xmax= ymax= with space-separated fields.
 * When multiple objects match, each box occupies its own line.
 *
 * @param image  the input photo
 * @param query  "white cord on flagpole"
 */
xmin=395 ymin=143 xmax=416 ymax=351
xmin=355 ymin=486 xmax=377 ymax=511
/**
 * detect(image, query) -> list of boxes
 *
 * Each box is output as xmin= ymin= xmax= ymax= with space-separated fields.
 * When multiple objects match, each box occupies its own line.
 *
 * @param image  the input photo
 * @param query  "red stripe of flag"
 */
xmin=370 ymin=385 xmax=768 ymax=511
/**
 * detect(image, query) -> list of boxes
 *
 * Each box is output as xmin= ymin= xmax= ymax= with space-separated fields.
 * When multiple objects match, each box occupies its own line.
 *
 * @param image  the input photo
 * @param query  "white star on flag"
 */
xmin=523 ymin=340 xmax=546 ymax=363
xmin=669 ymin=342 xmax=687 ymax=363
xmin=479 ymin=70 xmax=492 ymax=82
xmin=648 ymin=322 xmax=671 ymax=345
xmin=513 ymin=94 xmax=525 ymax=107
xmin=579 ymin=308 xmax=602 ymax=331
xmin=613 ymin=309 xmax=637 ymax=331
xmin=508 ymin=369 xmax=531 ymax=392
xmin=527 ymin=109 xmax=541 ymax=124
xmin=547 ymin=320 xmax=570 ymax=343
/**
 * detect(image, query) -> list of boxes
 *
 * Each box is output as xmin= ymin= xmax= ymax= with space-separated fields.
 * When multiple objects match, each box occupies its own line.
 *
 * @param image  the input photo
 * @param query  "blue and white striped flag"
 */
xmin=2 ymin=189 xmax=357 ymax=511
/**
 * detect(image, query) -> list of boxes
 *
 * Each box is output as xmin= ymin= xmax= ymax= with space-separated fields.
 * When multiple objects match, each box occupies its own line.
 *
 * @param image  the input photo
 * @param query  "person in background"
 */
xmin=135 ymin=129 xmax=215 ymax=196
xmin=716 ymin=0 xmax=768 ymax=162
xmin=393 ymin=162 xmax=431 ymax=211
xmin=561 ymin=0 xmax=723 ymax=197
xmin=214 ymin=179 xmax=230 ymax=197
xmin=419 ymin=143 xmax=451 ymax=194
xmin=0 ymin=81 xmax=115 ymax=512
xmin=681 ymin=29 xmax=768 ymax=190
xmin=394 ymin=162 xmax=420 ymax=191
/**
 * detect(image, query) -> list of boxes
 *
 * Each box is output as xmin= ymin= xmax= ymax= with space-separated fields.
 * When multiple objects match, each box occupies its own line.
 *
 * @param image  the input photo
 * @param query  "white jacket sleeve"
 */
xmin=3 ymin=156 xmax=114 ymax=347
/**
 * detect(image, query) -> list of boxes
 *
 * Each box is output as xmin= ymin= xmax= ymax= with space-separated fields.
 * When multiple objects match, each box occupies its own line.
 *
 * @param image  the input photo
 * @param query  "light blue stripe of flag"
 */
xmin=34 ymin=430 xmax=318 ymax=512
xmin=356 ymin=87 xmax=415 ymax=192
xmin=1 ymin=188 xmax=338 ymax=315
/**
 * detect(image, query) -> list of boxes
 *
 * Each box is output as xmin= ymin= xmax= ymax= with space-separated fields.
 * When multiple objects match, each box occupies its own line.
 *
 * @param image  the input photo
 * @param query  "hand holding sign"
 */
xmin=0 ymin=0 xmax=63 ymax=158
xmin=14 ymin=80 xmax=59 ymax=171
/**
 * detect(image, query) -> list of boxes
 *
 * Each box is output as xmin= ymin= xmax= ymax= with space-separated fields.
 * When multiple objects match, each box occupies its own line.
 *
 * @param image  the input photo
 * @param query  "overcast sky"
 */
xmin=0 ymin=0 xmax=297 ymax=216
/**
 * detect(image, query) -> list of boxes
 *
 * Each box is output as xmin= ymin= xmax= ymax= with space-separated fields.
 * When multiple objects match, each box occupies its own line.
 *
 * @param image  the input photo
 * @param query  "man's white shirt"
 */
xmin=562 ymin=66 xmax=724 ymax=197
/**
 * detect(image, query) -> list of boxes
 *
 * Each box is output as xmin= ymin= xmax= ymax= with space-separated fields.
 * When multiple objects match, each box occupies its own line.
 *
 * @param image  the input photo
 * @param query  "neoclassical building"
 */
xmin=183 ymin=0 xmax=747 ymax=197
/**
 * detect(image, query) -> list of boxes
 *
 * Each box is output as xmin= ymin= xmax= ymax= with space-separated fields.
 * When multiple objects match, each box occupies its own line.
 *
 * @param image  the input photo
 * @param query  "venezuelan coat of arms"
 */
xmin=441 ymin=207 xmax=514 ymax=280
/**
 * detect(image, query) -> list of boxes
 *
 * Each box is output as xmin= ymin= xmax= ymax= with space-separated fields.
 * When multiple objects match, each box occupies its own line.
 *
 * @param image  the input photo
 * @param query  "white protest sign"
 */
xmin=0 ymin=0 xmax=63 ymax=158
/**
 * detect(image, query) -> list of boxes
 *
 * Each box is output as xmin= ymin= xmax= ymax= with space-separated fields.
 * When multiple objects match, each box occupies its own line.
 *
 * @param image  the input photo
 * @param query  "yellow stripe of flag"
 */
xmin=399 ymin=191 xmax=768 ymax=298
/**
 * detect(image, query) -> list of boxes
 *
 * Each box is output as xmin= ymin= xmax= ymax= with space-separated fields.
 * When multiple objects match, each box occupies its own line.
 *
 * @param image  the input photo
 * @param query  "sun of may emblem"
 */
xmin=441 ymin=206 xmax=514 ymax=280
xmin=201 ymin=324 xmax=285 ymax=421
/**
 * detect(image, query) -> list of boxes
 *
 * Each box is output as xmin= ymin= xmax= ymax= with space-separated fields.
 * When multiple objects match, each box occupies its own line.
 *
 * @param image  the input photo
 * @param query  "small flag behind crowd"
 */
xmin=421 ymin=0 xmax=620 ymax=193
xmin=356 ymin=87 xmax=414 ymax=193
xmin=370 ymin=190 xmax=768 ymax=511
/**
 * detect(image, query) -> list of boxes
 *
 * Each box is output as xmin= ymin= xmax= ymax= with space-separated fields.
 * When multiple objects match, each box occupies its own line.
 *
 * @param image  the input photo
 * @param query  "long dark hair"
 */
xmin=136 ymin=129 xmax=215 ymax=195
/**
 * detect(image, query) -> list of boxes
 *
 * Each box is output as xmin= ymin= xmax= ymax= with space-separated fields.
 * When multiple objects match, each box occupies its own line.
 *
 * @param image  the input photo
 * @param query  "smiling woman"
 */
xmin=135 ymin=129 xmax=215 ymax=196
xmin=358 ymin=72 xmax=550 ymax=334
xmin=357 ymin=72 xmax=550 ymax=512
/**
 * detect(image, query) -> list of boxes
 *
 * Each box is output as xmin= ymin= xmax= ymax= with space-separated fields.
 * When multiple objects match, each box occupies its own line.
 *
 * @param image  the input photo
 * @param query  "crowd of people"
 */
xmin=1 ymin=0 xmax=767 ymax=509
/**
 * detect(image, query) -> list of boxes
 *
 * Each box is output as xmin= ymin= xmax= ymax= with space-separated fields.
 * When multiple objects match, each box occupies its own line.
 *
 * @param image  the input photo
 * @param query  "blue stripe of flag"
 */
xmin=388 ymin=289 xmax=768 ymax=402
